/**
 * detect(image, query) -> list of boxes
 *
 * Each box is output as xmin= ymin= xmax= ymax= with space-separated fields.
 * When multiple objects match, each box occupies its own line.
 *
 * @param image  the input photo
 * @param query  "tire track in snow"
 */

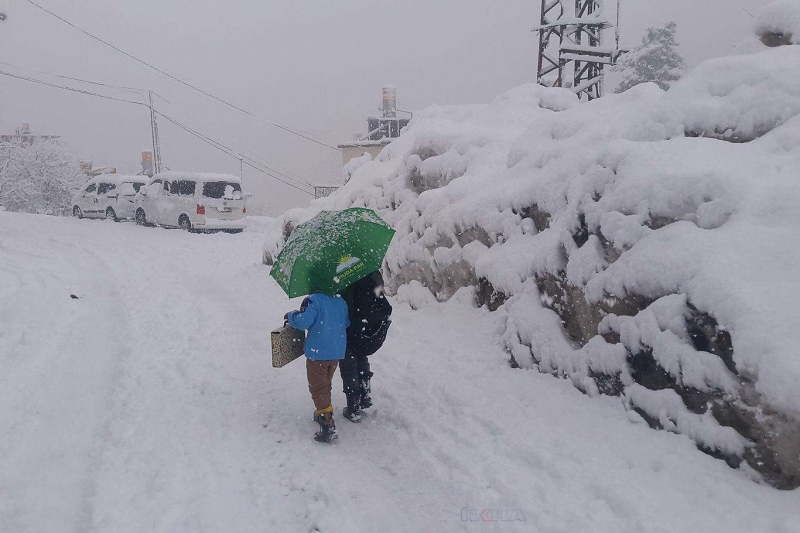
xmin=66 ymin=241 xmax=137 ymax=533
xmin=80 ymin=227 xmax=326 ymax=531
xmin=0 ymin=215 xmax=130 ymax=532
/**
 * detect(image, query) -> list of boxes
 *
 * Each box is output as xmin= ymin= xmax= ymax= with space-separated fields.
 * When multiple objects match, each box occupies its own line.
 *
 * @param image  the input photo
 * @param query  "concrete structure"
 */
xmin=338 ymin=86 xmax=411 ymax=167
xmin=314 ymin=186 xmax=339 ymax=199
xmin=338 ymin=140 xmax=390 ymax=167
xmin=0 ymin=122 xmax=58 ymax=146
xmin=141 ymin=150 xmax=155 ymax=177
xmin=80 ymin=161 xmax=117 ymax=178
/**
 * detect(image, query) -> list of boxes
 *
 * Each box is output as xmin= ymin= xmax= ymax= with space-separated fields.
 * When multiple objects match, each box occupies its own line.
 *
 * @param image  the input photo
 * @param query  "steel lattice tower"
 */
xmin=535 ymin=0 xmax=619 ymax=101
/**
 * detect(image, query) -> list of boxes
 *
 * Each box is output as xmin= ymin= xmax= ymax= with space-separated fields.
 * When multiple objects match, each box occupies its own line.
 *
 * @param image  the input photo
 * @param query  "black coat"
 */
xmin=340 ymin=271 xmax=392 ymax=357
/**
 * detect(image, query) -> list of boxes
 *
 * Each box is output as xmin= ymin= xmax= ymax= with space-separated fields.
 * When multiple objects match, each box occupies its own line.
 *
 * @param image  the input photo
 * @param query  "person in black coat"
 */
xmin=338 ymin=270 xmax=392 ymax=422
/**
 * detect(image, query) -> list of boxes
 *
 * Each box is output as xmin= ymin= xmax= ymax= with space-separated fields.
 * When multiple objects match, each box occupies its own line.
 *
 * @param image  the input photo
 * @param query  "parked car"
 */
xmin=134 ymin=172 xmax=247 ymax=233
xmin=72 ymin=174 xmax=148 ymax=221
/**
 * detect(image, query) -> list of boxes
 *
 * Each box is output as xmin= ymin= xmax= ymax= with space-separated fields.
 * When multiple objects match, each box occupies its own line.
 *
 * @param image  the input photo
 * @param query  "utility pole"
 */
xmin=534 ymin=0 xmax=623 ymax=101
xmin=148 ymin=91 xmax=162 ymax=174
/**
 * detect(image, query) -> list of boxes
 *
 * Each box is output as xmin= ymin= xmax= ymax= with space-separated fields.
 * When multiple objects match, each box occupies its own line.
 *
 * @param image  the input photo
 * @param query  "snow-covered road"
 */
xmin=1 ymin=212 xmax=798 ymax=533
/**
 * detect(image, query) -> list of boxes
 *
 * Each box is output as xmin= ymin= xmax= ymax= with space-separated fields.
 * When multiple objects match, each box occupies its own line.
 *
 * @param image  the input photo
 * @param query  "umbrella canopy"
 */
xmin=270 ymin=208 xmax=395 ymax=298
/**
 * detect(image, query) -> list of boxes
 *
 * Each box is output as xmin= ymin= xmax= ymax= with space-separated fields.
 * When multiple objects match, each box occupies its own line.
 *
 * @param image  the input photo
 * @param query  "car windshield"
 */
xmin=202 ymin=181 xmax=242 ymax=199
xmin=132 ymin=182 xmax=145 ymax=192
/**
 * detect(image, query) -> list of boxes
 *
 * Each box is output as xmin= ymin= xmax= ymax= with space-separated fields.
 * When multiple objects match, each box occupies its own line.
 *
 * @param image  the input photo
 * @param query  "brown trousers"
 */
xmin=306 ymin=360 xmax=339 ymax=411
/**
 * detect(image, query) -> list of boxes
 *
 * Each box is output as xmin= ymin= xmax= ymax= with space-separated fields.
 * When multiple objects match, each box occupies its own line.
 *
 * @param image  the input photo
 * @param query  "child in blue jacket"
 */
xmin=286 ymin=292 xmax=350 ymax=443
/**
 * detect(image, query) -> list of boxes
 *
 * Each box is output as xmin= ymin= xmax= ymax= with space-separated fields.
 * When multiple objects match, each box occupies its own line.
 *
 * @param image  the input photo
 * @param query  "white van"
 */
xmin=134 ymin=172 xmax=247 ymax=233
xmin=72 ymin=175 xmax=148 ymax=221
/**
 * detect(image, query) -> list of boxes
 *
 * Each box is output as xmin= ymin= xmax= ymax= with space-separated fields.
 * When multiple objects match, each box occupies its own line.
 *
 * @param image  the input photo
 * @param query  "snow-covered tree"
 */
xmin=614 ymin=21 xmax=687 ymax=93
xmin=0 ymin=139 xmax=85 ymax=216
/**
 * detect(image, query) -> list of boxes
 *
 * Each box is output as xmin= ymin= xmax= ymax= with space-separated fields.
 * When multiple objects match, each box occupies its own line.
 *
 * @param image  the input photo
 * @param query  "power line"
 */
xmin=2 ymin=65 xmax=317 ymax=192
xmin=0 ymin=59 xmax=147 ymax=96
xmin=0 ymin=70 xmax=147 ymax=107
xmin=158 ymin=104 xmax=315 ymax=187
xmin=160 ymin=114 xmax=313 ymax=193
xmin=196 ymin=122 xmax=315 ymax=187
xmin=6 ymin=59 xmax=310 ymax=183
xmin=23 ymin=0 xmax=341 ymax=151
xmin=0 ymin=60 xmax=173 ymax=104
xmin=156 ymin=111 xmax=315 ymax=196
xmin=160 ymin=113 xmax=315 ymax=195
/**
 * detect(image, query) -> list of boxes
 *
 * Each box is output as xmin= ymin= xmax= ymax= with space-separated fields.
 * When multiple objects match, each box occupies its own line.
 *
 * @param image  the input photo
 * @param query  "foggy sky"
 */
xmin=0 ymin=0 xmax=771 ymax=214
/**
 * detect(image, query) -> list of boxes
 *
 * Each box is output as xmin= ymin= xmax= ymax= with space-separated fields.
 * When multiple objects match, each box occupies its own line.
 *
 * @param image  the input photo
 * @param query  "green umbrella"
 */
xmin=270 ymin=207 xmax=395 ymax=298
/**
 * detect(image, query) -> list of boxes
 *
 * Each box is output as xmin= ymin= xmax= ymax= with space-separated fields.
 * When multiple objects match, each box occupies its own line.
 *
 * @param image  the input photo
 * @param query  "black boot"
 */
xmin=314 ymin=407 xmax=338 ymax=443
xmin=342 ymin=394 xmax=362 ymax=423
xmin=360 ymin=372 xmax=373 ymax=409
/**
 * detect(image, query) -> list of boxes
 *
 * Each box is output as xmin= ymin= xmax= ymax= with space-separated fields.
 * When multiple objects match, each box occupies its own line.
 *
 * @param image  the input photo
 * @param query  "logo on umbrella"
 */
xmin=336 ymin=255 xmax=361 ymax=274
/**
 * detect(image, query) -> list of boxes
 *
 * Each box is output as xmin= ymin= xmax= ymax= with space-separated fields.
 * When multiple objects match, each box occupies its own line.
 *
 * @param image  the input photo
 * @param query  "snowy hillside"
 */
xmin=264 ymin=16 xmax=800 ymax=488
xmin=3 ymin=212 xmax=800 ymax=532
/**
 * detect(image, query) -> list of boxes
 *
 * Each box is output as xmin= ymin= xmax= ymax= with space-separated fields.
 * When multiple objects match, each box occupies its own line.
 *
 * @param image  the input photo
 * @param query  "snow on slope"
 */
xmin=264 ymin=42 xmax=800 ymax=486
xmin=2 ymin=212 xmax=800 ymax=532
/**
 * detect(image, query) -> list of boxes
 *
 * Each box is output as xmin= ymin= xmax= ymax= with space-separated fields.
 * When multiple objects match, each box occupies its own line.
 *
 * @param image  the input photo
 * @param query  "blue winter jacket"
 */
xmin=287 ymin=293 xmax=350 ymax=361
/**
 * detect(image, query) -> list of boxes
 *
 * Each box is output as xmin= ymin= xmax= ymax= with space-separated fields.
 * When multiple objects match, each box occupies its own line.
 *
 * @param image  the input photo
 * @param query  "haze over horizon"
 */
xmin=0 ymin=0 xmax=767 ymax=214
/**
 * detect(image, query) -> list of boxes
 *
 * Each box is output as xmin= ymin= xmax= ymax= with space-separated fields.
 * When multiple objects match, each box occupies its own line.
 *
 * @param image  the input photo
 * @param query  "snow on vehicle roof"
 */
xmin=87 ymin=174 xmax=148 ymax=185
xmin=152 ymin=171 xmax=242 ymax=184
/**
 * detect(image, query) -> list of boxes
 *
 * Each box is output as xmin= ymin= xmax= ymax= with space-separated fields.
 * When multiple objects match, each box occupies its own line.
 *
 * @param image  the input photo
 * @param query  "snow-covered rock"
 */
xmin=659 ymin=45 xmax=800 ymax=141
xmin=342 ymin=151 xmax=372 ymax=184
xmin=395 ymin=280 xmax=438 ymax=310
xmin=755 ymin=0 xmax=800 ymax=46
xmin=264 ymin=46 xmax=800 ymax=488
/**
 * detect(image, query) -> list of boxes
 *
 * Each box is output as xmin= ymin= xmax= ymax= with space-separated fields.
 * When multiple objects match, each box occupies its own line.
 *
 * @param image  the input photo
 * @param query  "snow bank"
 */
xmin=265 ymin=45 xmax=800 ymax=487
xmin=659 ymin=45 xmax=800 ymax=141
xmin=395 ymin=280 xmax=438 ymax=310
xmin=342 ymin=152 xmax=372 ymax=184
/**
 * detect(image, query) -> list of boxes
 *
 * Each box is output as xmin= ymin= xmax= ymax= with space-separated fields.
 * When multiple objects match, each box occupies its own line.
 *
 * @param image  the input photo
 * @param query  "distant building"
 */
xmin=338 ymin=86 xmax=411 ymax=167
xmin=141 ymin=150 xmax=155 ymax=177
xmin=80 ymin=162 xmax=117 ymax=178
xmin=314 ymin=186 xmax=339 ymax=199
xmin=0 ymin=122 xmax=59 ymax=146
xmin=338 ymin=139 xmax=392 ymax=168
